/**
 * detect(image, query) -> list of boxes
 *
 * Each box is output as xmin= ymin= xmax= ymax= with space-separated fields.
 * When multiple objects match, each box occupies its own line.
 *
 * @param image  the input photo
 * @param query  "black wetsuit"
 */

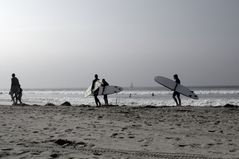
xmin=91 ymin=79 xmax=101 ymax=106
xmin=10 ymin=77 xmax=21 ymax=105
xmin=11 ymin=77 xmax=20 ymax=87
xmin=173 ymin=78 xmax=181 ymax=106
xmin=102 ymin=80 xmax=109 ymax=105
xmin=173 ymin=78 xmax=180 ymax=95
xmin=91 ymin=79 xmax=99 ymax=95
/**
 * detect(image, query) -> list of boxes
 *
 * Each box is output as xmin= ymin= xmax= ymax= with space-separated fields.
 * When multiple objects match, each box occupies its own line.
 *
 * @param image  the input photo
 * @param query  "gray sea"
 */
xmin=0 ymin=86 xmax=239 ymax=106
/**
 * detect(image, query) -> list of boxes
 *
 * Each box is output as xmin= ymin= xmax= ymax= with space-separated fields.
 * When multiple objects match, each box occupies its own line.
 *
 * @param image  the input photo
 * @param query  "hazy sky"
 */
xmin=1 ymin=0 xmax=239 ymax=88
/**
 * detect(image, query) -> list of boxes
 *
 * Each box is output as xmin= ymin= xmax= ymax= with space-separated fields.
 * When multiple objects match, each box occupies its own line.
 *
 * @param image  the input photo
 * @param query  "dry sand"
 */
xmin=0 ymin=105 xmax=239 ymax=159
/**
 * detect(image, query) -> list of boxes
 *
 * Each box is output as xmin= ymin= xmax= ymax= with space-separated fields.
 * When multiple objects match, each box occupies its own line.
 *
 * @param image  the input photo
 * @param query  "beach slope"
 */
xmin=0 ymin=105 xmax=239 ymax=158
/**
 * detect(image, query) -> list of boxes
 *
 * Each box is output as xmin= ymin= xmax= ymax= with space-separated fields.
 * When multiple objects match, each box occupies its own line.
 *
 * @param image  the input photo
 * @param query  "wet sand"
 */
xmin=0 ymin=105 xmax=239 ymax=159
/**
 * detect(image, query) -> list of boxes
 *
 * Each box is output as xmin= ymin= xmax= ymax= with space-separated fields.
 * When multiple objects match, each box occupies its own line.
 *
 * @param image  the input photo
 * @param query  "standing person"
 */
xmin=102 ymin=79 xmax=109 ymax=105
xmin=16 ymin=86 xmax=23 ymax=105
xmin=173 ymin=74 xmax=181 ymax=106
xmin=91 ymin=74 xmax=101 ymax=106
xmin=9 ymin=73 xmax=21 ymax=105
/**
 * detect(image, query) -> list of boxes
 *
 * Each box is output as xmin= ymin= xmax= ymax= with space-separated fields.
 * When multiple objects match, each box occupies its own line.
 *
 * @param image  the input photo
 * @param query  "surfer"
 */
xmin=173 ymin=74 xmax=181 ymax=106
xmin=102 ymin=79 xmax=109 ymax=105
xmin=16 ymin=86 xmax=23 ymax=105
xmin=9 ymin=73 xmax=21 ymax=105
xmin=91 ymin=74 xmax=101 ymax=106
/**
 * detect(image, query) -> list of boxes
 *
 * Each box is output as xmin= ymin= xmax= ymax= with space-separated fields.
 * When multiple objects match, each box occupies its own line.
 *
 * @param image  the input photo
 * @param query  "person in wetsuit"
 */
xmin=16 ymin=86 xmax=23 ymax=105
xmin=102 ymin=79 xmax=109 ymax=105
xmin=173 ymin=74 xmax=181 ymax=106
xmin=91 ymin=74 xmax=101 ymax=106
xmin=9 ymin=73 xmax=21 ymax=105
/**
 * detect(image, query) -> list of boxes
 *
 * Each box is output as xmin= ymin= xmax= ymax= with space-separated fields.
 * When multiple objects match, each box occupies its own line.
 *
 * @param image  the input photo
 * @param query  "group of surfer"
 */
xmin=8 ymin=73 xmax=181 ymax=106
xmin=91 ymin=74 xmax=109 ymax=106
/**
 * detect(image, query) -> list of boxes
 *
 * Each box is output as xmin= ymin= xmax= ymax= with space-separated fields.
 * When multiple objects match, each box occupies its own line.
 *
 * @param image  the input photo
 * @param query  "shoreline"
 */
xmin=1 ymin=103 xmax=238 ymax=108
xmin=0 ymin=104 xmax=239 ymax=158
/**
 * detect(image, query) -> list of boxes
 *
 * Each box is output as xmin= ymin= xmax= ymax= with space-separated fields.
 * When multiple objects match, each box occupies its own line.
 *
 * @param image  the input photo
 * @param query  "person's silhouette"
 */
xmin=16 ymin=86 xmax=23 ymax=105
xmin=9 ymin=73 xmax=21 ymax=105
xmin=91 ymin=74 xmax=101 ymax=106
xmin=172 ymin=74 xmax=181 ymax=106
xmin=102 ymin=79 xmax=109 ymax=105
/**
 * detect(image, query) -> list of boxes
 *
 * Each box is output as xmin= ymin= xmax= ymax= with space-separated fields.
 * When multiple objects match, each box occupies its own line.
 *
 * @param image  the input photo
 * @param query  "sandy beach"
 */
xmin=0 ymin=104 xmax=239 ymax=159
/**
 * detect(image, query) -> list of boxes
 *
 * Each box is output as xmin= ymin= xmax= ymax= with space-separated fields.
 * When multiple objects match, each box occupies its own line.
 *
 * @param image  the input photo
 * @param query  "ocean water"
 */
xmin=0 ymin=86 xmax=239 ymax=106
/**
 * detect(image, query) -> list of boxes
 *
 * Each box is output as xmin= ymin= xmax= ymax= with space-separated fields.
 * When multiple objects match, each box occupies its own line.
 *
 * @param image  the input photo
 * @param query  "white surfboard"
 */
xmin=84 ymin=80 xmax=102 ymax=97
xmin=98 ymin=86 xmax=123 ymax=95
xmin=154 ymin=76 xmax=198 ymax=99
xmin=84 ymin=81 xmax=123 ymax=97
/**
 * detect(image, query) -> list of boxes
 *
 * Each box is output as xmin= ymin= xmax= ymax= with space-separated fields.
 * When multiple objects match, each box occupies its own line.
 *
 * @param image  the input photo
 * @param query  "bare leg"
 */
xmin=104 ymin=95 xmax=108 ymax=105
xmin=173 ymin=92 xmax=179 ymax=106
xmin=97 ymin=96 xmax=101 ymax=106
xmin=11 ymin=93 xmax=16 ymax=105
xmin=94 ymin=95 xmax=101 ymax=106
xmin=173 ymin=95 xmax=179 ymax=106
xmin=177 ymin=94 xmax=181 ymax=106
xmin=17 ymin=94 xmax=22 ymax=105
xmin=94 ymin=95 xmax=98 ymax=106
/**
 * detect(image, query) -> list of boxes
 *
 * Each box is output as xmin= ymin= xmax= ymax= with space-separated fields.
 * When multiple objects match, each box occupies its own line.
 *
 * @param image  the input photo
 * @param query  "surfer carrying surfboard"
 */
xmin=91 ymin=74 xmax=101 ymax=106
xmin=173 ymin=74 xmax=181 ymax=106
xmin=102 ymin=79 xmax=109 ymax=105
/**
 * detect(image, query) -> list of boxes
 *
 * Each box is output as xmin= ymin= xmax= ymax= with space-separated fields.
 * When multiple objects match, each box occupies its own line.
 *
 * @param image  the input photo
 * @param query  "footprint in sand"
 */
xmin=75 ymin=126 xmax=80 ymax=129
xmin=229 ymin=149 xmax=238 ymax=152
xmin=50 ymin=153 xmax=60 ymax=158
xmin=65 ymin=129 xmax=73 ymax=133
xmin=144 ymin=121 xmax=152 ymax=126
xmin=165 ymin=137 xmax=181 ymax=141
xmin=189 ymin=143 xmax=200 ymax=148
xmin=137 ymin=139 xmax=144 ymax=142
xmin=32 ymin=130 xmax=39 ymax=134
xmin=121 ymin=127 xmax=128 ymax=131
xmin=214 ymin=138 xmax=223 ymax=145
xmin=142 ymin=137 xmax=153 ymax=147
xmin=202 ymin=143 xmax=215 ymax=149
xmin=0 ymin=152 xmax=10 ymax=157
xmin=111 ymin=133 xmax=119 ymax=138
xmin=128 ymin=133 xmax=135 ymax=139
xmin=0 ymin=148 xmax=12 ymax=158
xmin=178 ymin=144 xmax=188 ymax=147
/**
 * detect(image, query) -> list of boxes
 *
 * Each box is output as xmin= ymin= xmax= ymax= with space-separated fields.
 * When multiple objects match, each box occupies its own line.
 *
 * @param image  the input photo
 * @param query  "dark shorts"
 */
xmin=173 ymin=91 xmax=180 ymax=97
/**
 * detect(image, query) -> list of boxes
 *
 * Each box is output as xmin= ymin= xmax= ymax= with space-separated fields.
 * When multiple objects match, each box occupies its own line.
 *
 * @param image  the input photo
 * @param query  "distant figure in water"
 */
xmin=152 ymin=93 xmax=155 ymax=97
xmin=173 ymin=74 xmax=181 ymax=106
xmin=129 ymin=93 xmax=132 ymax=98
xmin=91 ymin=74 xmax=101 ymax=106
xmin=9 ymin=73 xmax=21 ymax=105
xmin=102 ymin=79 xmax=109 ymax=105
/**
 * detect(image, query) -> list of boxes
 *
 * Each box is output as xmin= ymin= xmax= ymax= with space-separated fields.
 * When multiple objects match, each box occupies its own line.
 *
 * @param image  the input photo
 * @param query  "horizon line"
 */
xmin=1 ymin=85 xmax=239 ymax=90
